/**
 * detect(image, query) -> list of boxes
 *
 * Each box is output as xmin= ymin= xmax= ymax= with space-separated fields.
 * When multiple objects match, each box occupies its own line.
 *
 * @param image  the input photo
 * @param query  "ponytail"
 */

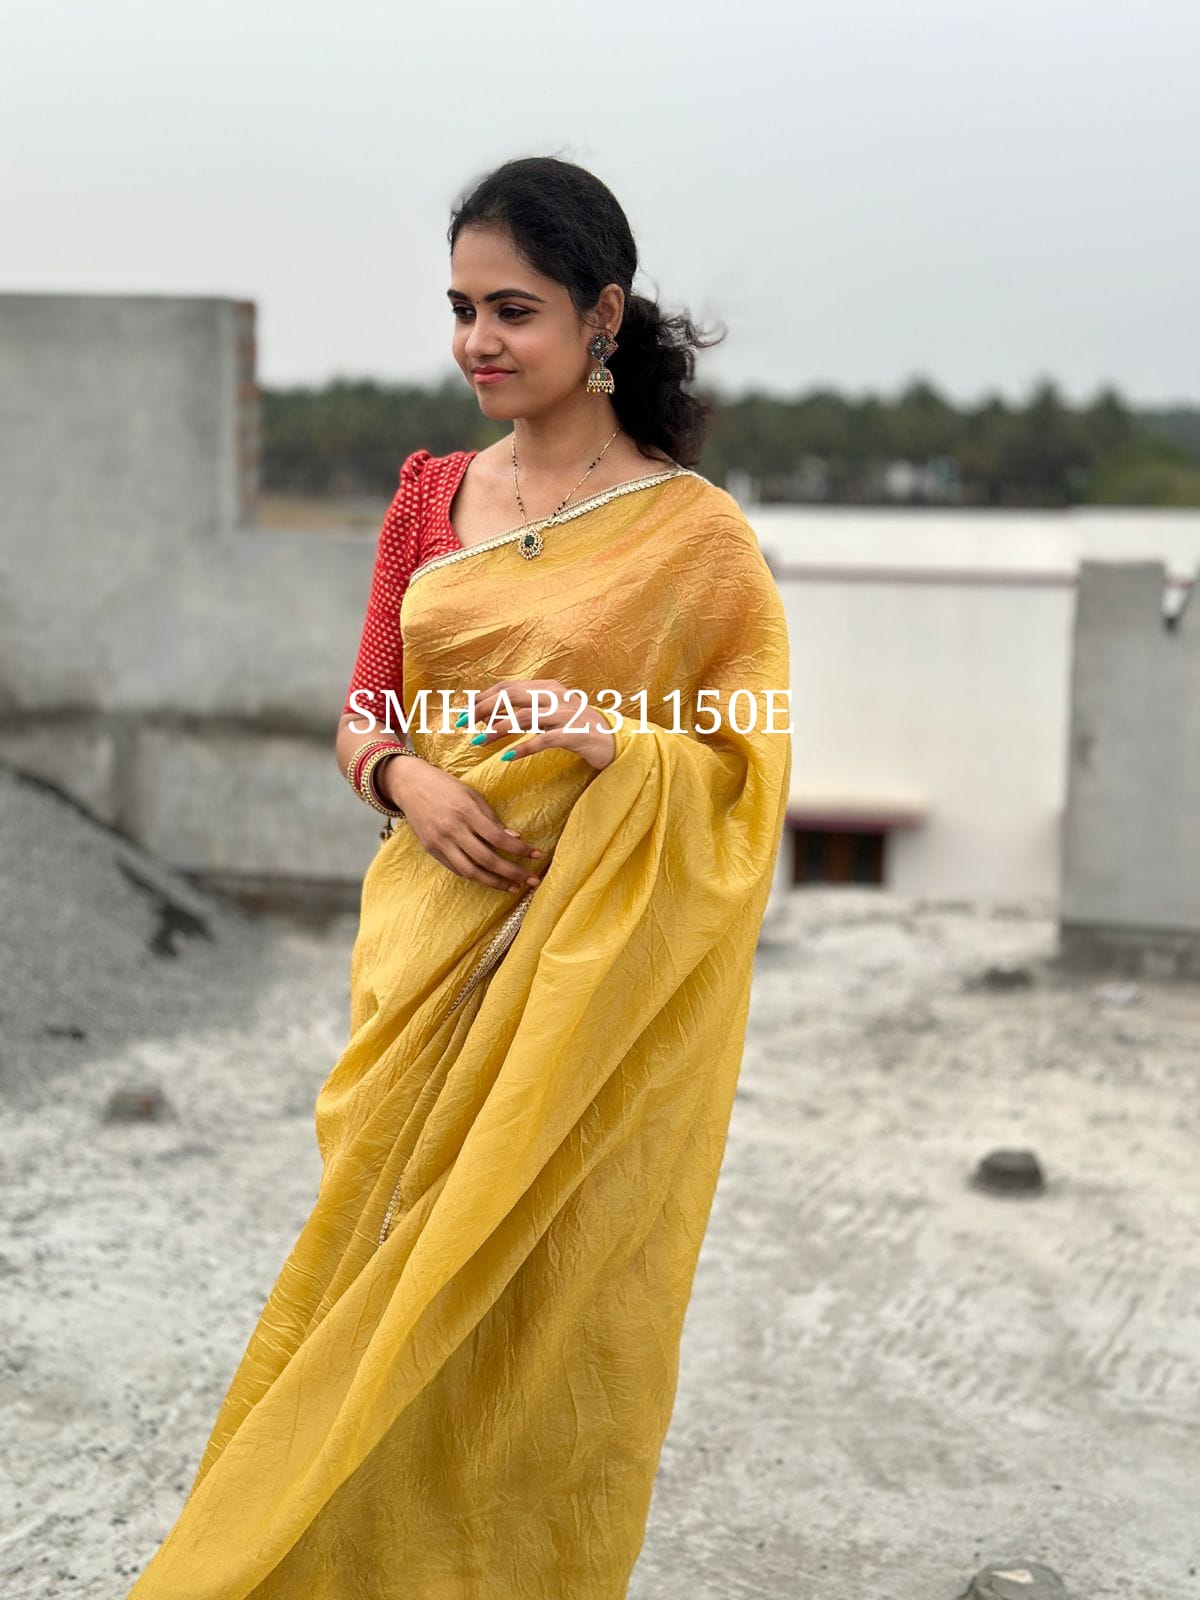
xmin=607 ymin=291 xmax=722 ymax=467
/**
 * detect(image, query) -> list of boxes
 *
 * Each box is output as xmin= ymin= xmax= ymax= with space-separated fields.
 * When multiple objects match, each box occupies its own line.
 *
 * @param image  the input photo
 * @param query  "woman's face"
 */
xmin=449 ymin=225 xmax=611 ymax=419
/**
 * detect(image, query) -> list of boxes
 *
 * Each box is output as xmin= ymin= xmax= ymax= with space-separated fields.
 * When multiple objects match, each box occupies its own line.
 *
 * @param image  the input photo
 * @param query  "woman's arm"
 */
xmin=331 ymin=456 xmax=541 ymax=888
xmin=334 ymin=453 xmax=426 ymax=797
xmin=334 ymin=711 xmax=425 ymax=810
xmin=335 ymin=708 xmax=543 ymax=891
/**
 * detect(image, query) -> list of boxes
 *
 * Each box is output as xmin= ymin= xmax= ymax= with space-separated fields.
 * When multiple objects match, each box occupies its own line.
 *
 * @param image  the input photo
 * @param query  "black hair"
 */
xmin=448 ymin=155 xmax=724 ymax=467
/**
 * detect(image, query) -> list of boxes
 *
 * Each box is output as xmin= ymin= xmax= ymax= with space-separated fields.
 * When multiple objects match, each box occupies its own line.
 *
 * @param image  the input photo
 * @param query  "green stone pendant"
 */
xmin=519 ymin=527 xmax=544 ymax=560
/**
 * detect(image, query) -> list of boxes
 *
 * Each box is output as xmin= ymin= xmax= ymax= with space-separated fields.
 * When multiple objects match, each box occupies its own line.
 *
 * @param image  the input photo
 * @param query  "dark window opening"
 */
xmin=791 ymin=827 xmax=886 ymax=886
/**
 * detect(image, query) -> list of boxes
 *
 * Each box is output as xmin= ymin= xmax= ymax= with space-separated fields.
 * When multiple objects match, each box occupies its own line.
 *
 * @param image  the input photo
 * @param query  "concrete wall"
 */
xmin=1058 ymin=561 xmax=1200 ymax=977
xmin=0 ymin=293 xmax=384 ymax=910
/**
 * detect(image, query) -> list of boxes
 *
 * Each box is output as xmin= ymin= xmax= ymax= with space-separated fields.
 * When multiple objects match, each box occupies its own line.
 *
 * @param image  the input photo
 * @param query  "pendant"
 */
xmin=518 ymin=527 xmax=544 ymax=560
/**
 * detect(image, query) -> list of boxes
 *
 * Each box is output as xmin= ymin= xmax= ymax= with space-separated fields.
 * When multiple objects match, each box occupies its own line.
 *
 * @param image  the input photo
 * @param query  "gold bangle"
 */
xmin=358 ymin=747 xmax=407 ymax=819
xmin=346 ymin=737 xmax=403 ymax=790
xmin=345 ymin=734 xmax=422 ymax=840
xmin=376 ymin=745 xmax=422 ymax=839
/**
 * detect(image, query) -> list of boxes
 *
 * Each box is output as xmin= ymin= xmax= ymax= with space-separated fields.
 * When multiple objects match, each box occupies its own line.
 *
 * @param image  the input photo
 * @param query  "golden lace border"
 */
xmin=377 ymin=883 xmax=538 ymax=1247
xmin=406 ymin=466 xmax=698 ymax=591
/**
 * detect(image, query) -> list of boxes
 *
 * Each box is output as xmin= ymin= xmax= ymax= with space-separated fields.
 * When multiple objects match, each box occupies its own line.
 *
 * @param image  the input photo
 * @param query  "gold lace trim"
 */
xmin=444 ymin=885 xmax=536 ymax=1019
xmin=407 ymin=465 xmax=698 ymax=590
xmin=377 ymin=884 xmax=538 ymax=1248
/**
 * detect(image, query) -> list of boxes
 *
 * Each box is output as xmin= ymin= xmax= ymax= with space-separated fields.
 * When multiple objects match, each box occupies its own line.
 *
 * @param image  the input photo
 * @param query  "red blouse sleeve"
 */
xmin=341 ymin=448 xmax=432 ymax=730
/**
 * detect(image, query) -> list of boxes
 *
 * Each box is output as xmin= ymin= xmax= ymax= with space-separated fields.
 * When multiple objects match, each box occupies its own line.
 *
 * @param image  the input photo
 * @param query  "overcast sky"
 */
xmin=3 ymin=0 xmax=1195 ymax=405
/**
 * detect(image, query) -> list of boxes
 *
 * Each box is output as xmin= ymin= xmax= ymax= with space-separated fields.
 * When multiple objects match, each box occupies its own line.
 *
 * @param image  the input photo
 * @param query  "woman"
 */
xmin=127 ymin=156 xmax=792 ymax=1600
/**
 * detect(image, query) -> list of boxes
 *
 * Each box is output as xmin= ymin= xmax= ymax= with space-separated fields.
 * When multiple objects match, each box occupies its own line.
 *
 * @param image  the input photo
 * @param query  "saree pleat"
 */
xmin=126 ymin=469 xmax=791 ymax=1600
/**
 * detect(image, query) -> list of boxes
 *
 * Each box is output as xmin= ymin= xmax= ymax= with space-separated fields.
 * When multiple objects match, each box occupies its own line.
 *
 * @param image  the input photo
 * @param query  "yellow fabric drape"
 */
xmin=126 ymin=468 xmax=791 ymax=1600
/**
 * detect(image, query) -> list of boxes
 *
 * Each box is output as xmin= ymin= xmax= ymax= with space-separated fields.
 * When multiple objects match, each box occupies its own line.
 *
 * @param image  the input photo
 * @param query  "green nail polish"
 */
xmin=500 ymin=749 xmax=516 ymax=761
xmin=470 ymin=732 xmax=487 ymax=745
xmin=454 ymin=712 xmax=468 ymax=728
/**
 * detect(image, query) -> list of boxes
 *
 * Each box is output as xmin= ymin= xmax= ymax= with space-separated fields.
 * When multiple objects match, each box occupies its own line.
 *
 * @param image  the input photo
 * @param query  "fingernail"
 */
xmin=454 ymin=712 xmax=468 ymax=728
xmin=470 ymin=732 xmax=487 ymax=745
xmin=530 ymin=848 xmax=542 ymax=858
xmin=504 ymin=827 xmax=521 ymax=837
xmin=500 ymin=748 xmax=516 ymax=761
xmin=526 ymin=877 xmax=540 ymax=887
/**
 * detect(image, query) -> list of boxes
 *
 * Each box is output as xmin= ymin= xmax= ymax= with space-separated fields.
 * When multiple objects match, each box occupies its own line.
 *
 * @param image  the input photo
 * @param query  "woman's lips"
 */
xmin=474 ymin=370 xmax=513 ymax=384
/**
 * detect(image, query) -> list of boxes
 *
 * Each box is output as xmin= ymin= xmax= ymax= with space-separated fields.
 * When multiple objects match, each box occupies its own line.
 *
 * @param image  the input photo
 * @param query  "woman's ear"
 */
xmin=594 ymin=283 xmax=625 ymax=338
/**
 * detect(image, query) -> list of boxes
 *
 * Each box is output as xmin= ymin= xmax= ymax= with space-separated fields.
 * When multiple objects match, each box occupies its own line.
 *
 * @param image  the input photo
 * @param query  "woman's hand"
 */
xmin=465 ymin=679 xmax=617 ymax=773
xmin=378 ymin=757 xmax=546 ymax=896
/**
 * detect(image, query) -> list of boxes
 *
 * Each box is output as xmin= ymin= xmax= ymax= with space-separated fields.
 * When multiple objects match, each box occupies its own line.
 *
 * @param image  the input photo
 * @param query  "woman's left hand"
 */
xmin=464 ymin=679 xmax=616 ymax=773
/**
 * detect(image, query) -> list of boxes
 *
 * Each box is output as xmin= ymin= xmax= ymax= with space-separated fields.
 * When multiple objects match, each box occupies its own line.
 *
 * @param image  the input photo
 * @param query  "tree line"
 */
xmin=259 ymin=375 xmax=1200 ymax=508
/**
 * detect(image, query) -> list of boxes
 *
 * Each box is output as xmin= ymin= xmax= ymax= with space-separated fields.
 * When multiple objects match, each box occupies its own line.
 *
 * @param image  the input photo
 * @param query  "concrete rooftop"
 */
xmin=1 ymin=759 xmax=1196 ymax=1599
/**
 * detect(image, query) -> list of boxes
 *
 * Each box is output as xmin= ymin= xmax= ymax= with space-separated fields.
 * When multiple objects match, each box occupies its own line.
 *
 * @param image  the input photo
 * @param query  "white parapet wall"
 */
xmin=1059 ymin=560 xmax=1200 ymax=975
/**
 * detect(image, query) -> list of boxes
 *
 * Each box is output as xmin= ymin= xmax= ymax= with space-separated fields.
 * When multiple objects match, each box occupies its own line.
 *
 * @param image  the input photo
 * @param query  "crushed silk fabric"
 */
xmin=125 ymin=459 xmax=792 ymax=1600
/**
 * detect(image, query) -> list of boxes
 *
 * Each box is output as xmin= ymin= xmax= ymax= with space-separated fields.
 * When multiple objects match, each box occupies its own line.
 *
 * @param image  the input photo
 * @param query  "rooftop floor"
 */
xmin=2 ymin=761 xmax=1196 ymax=1599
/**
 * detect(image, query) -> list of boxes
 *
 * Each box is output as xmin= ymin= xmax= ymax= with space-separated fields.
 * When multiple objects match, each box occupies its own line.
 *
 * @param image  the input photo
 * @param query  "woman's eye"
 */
xmin=450 ymin=306 xmax=529 ymax=321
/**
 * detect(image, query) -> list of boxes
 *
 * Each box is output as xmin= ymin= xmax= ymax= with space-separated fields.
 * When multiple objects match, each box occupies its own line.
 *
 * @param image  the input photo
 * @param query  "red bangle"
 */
xmin=348 ymin=738 xmax=404 ymax=792
xmin=366 ymin=752 xmax=399 ymax=808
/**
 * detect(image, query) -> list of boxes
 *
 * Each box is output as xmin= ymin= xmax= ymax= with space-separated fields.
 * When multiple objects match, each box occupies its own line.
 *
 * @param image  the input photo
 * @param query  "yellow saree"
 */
xmin=126 ymin=464 xmax=791 ymax=1600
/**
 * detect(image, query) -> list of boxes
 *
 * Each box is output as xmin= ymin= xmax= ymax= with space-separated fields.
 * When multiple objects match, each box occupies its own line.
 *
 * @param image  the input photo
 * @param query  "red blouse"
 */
xmin=341 ymin=447 xmax=477 ymax=726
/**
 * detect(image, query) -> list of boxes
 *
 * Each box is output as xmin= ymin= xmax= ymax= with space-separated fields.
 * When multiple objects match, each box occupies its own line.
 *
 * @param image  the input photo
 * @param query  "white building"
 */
xmin=745 ymin=505 xmax=1200 ymax=901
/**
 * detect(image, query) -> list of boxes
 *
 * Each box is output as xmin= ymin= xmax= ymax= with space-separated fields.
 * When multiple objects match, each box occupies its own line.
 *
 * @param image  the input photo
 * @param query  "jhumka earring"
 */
xmin=585 ymin=330 xmax=618 ymax=395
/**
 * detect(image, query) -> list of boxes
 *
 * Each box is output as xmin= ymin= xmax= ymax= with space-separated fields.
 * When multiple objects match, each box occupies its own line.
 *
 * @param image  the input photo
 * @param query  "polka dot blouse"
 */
xmin=341 ymin=447 xmax=478 ymax=725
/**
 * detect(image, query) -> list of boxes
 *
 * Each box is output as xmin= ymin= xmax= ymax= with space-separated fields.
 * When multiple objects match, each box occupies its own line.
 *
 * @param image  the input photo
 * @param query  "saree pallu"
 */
xmin=126 ymin=466 xmax=792 ymax=1600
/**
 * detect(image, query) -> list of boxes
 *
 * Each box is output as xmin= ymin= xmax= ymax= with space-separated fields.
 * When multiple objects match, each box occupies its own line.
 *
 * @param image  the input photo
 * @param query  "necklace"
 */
xmin=510 ymin=425 xmax=622 ymax=560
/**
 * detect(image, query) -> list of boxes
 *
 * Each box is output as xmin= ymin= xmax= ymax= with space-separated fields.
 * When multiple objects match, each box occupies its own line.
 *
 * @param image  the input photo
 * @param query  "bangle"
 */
xmin=365 ymin=752 xmax=403 ymax=812
xmin=345 ymin=736 xmax=421 ymax=840
xmin=346 ymin=738 xmax=402 ymax=794
xmin=358 ymin=749 xmax=403 ymax=813
xmin=358 ymin=747 xmax=412 ymax=840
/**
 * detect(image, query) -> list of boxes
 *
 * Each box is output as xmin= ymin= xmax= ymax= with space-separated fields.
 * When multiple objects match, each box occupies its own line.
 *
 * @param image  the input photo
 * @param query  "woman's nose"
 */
xmin=465 ymin=331 xmax=501 ymax=360
xmin=463 ymin=318 xmax=501 ymax=351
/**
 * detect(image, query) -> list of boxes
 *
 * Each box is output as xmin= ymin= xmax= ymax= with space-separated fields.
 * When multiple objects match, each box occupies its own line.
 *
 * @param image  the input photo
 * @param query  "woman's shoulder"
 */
xmin=393 ymin=447 xmax=474 ymax=535
xmin=397 ymin=446 xmax=474 ymax=493
xmin=671 ymin=467 xmax=760 ymax=539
